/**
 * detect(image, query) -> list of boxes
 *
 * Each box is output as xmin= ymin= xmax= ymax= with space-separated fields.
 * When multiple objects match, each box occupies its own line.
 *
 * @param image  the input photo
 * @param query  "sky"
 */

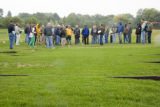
xmin=0 ymin=0 xmax=160 ymax=17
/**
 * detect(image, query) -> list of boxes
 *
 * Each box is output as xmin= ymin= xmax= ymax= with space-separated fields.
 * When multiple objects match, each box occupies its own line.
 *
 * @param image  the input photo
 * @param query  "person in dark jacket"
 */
xmin=55 ymin=25 xmax=61 ymax=46
xmin=8 ymin=21 xmax=15 ymax=49
xmin=123 ymin=24 xmax=129 ymax=44
xmin=136 ymin=23 xmax=141 ymax=43
xmin=128 ymin=23 xmax=132 ymax=43
xmin=60 ymin=25 xmax=66 ymax=46
xmin=44 ymin=23 xmax=55 ymax=49
xmin=91 ymin=25 xmax=98 ymax=44
xmin=118 ymin=22 xmax=124 ymax=44
xmin=74 ymin=25 xmax=80 ymax=44
xmin=24 ymin=24 xmax=30 ymax=43
xmin=98 ymin=24 xmax=105 ymax=45
xmin=82 ymin=25 xmax=89 ymax=45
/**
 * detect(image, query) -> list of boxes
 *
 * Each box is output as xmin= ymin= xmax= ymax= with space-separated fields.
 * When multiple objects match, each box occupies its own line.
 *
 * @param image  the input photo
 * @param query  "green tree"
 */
xmin=0 ymin=8 xmax=3 ymax=20
xmin=114 ymin=14 xmax=130 ymax=25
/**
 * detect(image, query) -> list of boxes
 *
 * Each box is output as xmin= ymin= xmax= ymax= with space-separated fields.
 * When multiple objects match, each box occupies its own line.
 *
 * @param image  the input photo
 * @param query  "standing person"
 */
xmin=128 ymin=23 xmax=132 ymax=44
xmin=147 ymin=20 xmax=153 ymax=44
xmin=28 ymin=24 xmax=33 ymax=45
xmin=91 ymin=25 xmax=98 ymax=44
xmin=66 ymin=25 xmax=73 ymax=47
xmin=111 ymin=24 xmax=117 ymax=44
xmin=118 ymin=22 xmax=124 ymax=44
xmin=104 ymin=25 xmax=109 ymax=44
xmin=82 ymin=25 xmax=89 ymax=45
xmin=60 ymin=25 xmax=66 ymax=46
xmin=74 ymin=25 xmax=80 ymax=44
xmin=98 ymin=24 xmax=105 ymax=45
xmin=40 ymin=25 xmax=45 ymax=45
xmin=15 ymin=23 xmax=21 ymax=45
xmin=145 ymin=21 xmax=149 ymax=43
xmin=52 ymin=25 xmax=56 ymax=45
xmin=24 ymin=24 xmax=30 ymax=43
xmin=55 ymin=25 xmax=61 ymax=46
xmin=136 ymin=23 xmax=142 ymax=43
xmin=141 ymin=19 xmax=146 ymax=44
xmin=36 ymin=24 xmax=41 ymax=45
xmin=44 ymin=23 xmax=55 ymax=49
xmin=8 ymin=21 xmax=15 ymax=49
xmin=29 ymin=25 xmax=36 ymax=48
xmin=123 ymin=24 xmax=129 ymax=44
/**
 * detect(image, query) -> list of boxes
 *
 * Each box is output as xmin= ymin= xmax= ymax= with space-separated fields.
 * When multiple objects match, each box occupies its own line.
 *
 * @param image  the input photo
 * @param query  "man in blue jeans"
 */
xmin=98 ymin=24 xmax=105 ymax=45
xmin=55 ymin=25 xmax=61 ymax=46
xmin=44 ymin=23 xmax=55 ymax=49
xmin=141 ymin=19 xmax=146 ymax=44
xmin=147 ymin=20 xmax=153 ymax=44
xmin=118 ymin=22 xmax=124 ymax=44
xmin=8 ymin=21 xmax=15 ymax=49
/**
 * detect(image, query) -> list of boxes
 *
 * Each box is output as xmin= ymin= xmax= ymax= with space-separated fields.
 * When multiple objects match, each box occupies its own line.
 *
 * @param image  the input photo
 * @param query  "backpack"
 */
xmin=82 ymin=28 xmax=89 ymax=36
xmin=144 ymin=24 xmax=149 ymax=32
xmin=45 ymin=27 xmax=52 ymax=36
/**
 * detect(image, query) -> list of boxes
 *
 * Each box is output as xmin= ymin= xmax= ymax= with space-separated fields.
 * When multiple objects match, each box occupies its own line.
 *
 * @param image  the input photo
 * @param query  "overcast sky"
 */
xmin=0 ymin=0 xmax=159 ymax=17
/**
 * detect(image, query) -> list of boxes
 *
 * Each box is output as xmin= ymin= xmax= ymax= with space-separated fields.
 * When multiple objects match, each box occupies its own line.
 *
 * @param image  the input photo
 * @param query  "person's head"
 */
xmin=68 ymin=25 xmax=71 ymax=29
xmin=148 ymin=20 xmax=152 ymax=23
xmin=62 ymin=25 xmax=66 ymax=29
xmin=10 ymin=20 xmax=14 ymax=24
xmin=16 ymin=23 xmax=20 ymax=27
xmin=93 ymin=25 xmax=96 ymax=29
xmin=119 ymin=22 xmax=122 ymax=25
xmin=75 ymin=25 xmax=79 ymax=28
xmin=41 ymin=25 xmax=45 ymax=28
xmin=26 ymin=24 xmax=29 ymax=27
xmin=48 ymin=23 xmax=51 ymax=27
xmin=84 ymin=24 xmax=87 ymax=28
xmin=141 ymin=19 xmax=145 ymax=23
xmin=100 ymin=24 xmax=103 ymax=27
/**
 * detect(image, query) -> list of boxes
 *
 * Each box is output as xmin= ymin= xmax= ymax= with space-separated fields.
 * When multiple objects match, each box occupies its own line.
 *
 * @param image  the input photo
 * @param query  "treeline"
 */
xmin=0 ymin=8 xmax=160 ymax=28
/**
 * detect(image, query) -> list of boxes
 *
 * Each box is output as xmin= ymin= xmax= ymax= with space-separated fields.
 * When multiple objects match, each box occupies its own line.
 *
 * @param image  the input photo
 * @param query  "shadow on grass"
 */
xmin=108 ymin=76 xmax=160 ymax=81
xmin=0 ymin=74 xmax=29 ymax=76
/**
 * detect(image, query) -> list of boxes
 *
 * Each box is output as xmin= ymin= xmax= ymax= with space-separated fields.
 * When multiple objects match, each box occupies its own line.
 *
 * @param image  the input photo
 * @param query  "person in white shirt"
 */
xmin=141 ymin=19 xmax=146 ymax=44
xmin=15 ymin=23 xmax=21 ymax=45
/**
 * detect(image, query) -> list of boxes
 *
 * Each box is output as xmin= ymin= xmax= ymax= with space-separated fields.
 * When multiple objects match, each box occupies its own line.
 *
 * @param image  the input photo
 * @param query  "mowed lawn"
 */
xmin=0 ymin=29 xmax=160 ymax=107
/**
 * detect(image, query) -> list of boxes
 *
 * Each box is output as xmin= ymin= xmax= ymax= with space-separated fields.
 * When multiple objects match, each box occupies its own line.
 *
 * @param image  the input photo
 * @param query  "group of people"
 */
xmin=7 ymin=19 xmax=153 ymax=49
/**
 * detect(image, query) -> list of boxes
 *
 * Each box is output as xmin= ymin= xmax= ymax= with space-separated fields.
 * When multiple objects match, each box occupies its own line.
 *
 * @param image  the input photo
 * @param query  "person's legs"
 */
xmin=97 ymin=35 xmax=100 ymax=44
xmin=56 ymin=35 xmax=59 ymax=46
xmin=123 ymin=35 xmax=126 ymax=44
xmin=141 ymin=31 xmax=145 ymax=44
xmin=9 ymin=33 xmax=14 ymax=49
xmin=119 ymin=32 xmax=122 ymax=44
xmin=92 ymin=36 xmax=94 ymax=44
xmin=136 ymin=34 xmax=138 ymax=43
xmin=49 ymin=36 xmax=54 ymax=48
xmin=145 ymin=32 xmax=148 ymax=43
xmin=110 ymin=34 xmax=112 ymax=43
xmin=100 ymin=35 xmax=103 ymax=45
xmin=45 ymin=36 xmax=50 ymax=48
xmin=14 ymin=34 xmax=16 ymax=43
xmin=16 ymin=34 xmax=20 ymax=45
xmin=112 ymin=34 xmax=114 ymax=43
xmin=148 ymin=31 xmax=152 ymax=44
xmin=126 ymin=35 xmax=128 ymax=43
xmin=128 ymin=34 xmax=131 ymax=43
xmin=105 ymin=33 xmax=108 ymax=43
xmin=138 ymin=34 xmax=141 ymax=43
xmin=25 ymin=34 xmax=28 ymax=43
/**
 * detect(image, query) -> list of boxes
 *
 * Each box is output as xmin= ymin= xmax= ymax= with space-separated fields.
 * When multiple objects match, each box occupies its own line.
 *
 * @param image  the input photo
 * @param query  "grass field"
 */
xmin=0 ymin=29 xmax=160 ymax=107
